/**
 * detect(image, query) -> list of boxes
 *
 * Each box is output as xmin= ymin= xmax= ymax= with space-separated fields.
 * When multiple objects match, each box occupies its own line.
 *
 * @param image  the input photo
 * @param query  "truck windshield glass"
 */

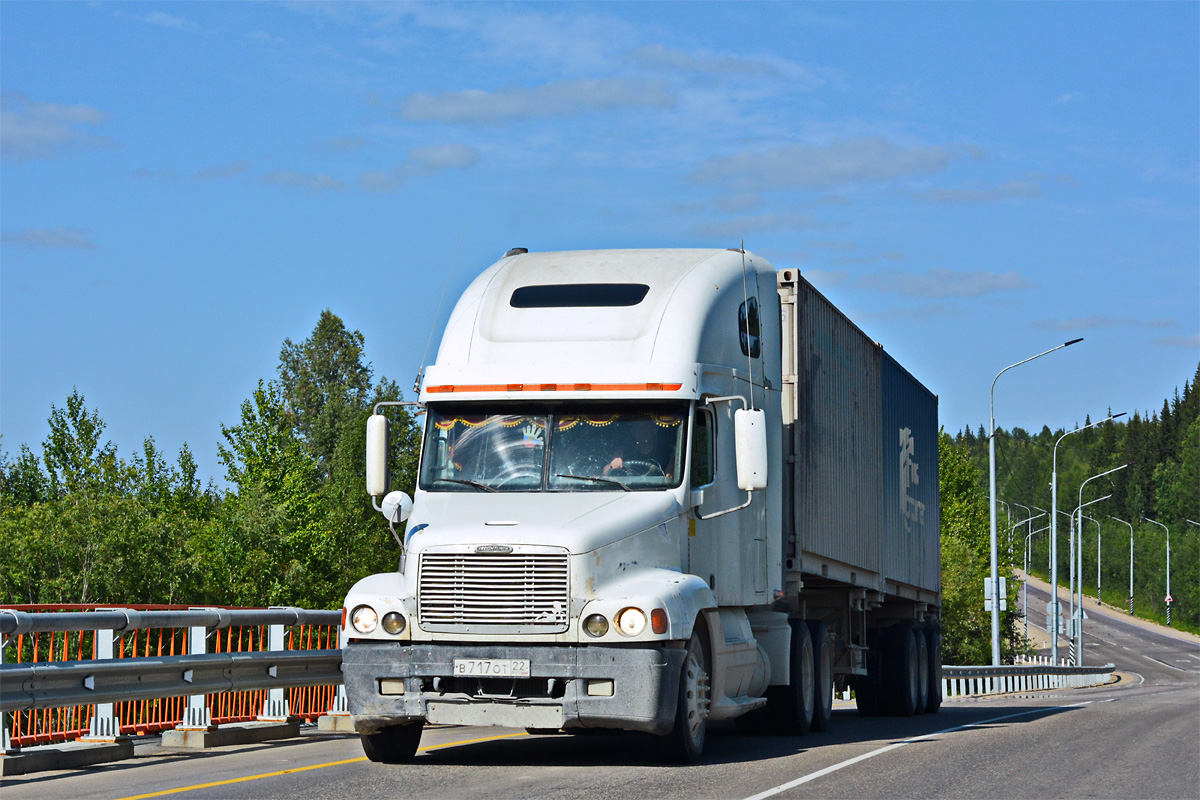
xmin=420 ymin=404 xmax=688 ymax=493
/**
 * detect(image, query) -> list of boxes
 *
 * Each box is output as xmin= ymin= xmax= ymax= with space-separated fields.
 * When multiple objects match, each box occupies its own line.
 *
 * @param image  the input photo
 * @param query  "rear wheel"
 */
xmin=360 ymin=721 xmax=424 ymax=763
xmin=662 ymin=628 xmax=711 ymax=763
xmin=854 ymin=627 xmax=884 ymax=716
xmin=912 ymin=629 xmax=929 ymax=714
xmin=882 ymin=627 xmax=919 ymax=717
xmin=924 ymin=625 xmax=943 ymax=714
xmin=808 ymin=620 xmax=834 ymax=732
xmin=769 ymin=619 xmax=814 ymax=735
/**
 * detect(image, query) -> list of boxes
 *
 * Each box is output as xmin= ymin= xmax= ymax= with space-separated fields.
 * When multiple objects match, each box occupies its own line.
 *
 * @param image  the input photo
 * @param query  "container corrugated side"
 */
xmin=790 ymin=278 xmax=883 ymax=578
xmin=880 ymin=353 xmax=940 ymax=593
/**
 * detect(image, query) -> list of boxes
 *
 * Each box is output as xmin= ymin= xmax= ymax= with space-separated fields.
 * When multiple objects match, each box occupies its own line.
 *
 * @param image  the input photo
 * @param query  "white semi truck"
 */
xmin=343 ymin=248 xmax=940 ymax=763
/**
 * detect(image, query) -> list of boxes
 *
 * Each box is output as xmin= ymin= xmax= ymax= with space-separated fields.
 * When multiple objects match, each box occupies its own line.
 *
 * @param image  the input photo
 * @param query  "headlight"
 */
xmin=381 ymin=612 xmax=406 ymax=635
xmin=583 ymin=614 xmax=609 ymax=637
xmin=615 ymin=607 xmax=646 ymax=636
xmin=351 ymin=605 xmax=379 ymax=634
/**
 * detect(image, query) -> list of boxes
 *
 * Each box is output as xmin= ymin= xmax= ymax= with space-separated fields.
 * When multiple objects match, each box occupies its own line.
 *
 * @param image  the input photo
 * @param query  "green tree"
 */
xmin=278 ymin=310 xmax=373 ymax=476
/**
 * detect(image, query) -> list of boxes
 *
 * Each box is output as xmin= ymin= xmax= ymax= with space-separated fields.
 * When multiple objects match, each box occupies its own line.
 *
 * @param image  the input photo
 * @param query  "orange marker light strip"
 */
xmin=426 ymin=383 xmax=683 ymax=394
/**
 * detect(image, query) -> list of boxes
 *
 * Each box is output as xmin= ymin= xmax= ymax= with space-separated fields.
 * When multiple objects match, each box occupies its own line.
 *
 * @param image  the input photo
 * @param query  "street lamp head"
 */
xmin=1064 ymin=337 xmax=1084 ymax=347
xmin=1109 ymin=412 xmax=1126 ymax=420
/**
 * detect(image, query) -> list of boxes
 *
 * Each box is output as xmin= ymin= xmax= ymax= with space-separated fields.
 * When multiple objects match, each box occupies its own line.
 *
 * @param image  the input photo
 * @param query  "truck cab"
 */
xmin=341 ymin=248 xmax=940 ymax=764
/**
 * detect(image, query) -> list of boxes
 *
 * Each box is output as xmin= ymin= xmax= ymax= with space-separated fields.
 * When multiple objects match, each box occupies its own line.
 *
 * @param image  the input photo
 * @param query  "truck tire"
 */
xmin=808 ymin=620 xmax=833 ymax=732
xmin=360 ymin=721 xmax=425 ymax=763
xmin=854 ymin=627 xmax=884 ymax=716
xmin=924 ymin=625 xmax=943 ymax=714
xmin=912 ymin=628 xmax=929 ymax=715
xmin=662 ymin=628 xmax=711 ymax=763
xmin=882 ymin=627 xmax=919 ymax=717
xmin=769 ymin=619 xmax=814 ymax=735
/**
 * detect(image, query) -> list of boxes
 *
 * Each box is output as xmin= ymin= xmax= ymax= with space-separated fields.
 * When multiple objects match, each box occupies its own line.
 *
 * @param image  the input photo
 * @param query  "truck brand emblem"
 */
xmin=476 ymin=545 xmax=513 ymax=554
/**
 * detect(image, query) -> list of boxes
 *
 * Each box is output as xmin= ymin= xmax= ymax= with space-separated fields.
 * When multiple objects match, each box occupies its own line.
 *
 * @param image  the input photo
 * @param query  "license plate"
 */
xmin=453 ymin=658 xmax=531 ymax=678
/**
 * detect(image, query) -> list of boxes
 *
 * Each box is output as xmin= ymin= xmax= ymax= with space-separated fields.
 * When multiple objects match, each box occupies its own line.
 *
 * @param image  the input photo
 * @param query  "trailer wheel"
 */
xmin=808 ymin=620 xmax=833 ymax=732
xmin=360 ymin=721 xmax=424 ymax=763
xmin=912 ymin=628 xmax=929 ymax=714
xmin=854 ymin=627 xmax=884 ymax=716
xmin=924 ymin=625 xmax=943 ymax=714
xmin=662 ymin=628 xmax=711 ymax=763
xmin=769 ymin=619 xmax=814 ymax=735
xmin=882 ymin=627 xmax=919 ymax=717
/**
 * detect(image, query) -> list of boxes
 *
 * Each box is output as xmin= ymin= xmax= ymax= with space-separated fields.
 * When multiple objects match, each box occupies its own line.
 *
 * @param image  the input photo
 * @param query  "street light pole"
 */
xmin=1081 ymin=514 xmax=1101 ymax=603
xmin=1050 ymin=411 xmax=1122 ymax=664
xmin=1143 ymin=517 xmax=1171 ymax=626
xmin=1072 ymin=462 xmax=1127 ymax=658
xmin=1109 ymin=516 xmax=1134 ymax=614
xmin=1070 ymin=494 xmax=1111 ymax=665
xmin=990 ymin=338 xmax=1082 ymax=666
xmin=1012 ymin=501 xmax=1033 ymax=560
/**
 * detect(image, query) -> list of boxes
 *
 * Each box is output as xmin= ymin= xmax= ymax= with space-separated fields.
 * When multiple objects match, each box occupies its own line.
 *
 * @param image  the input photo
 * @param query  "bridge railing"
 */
xmin=942 ymin=657 xmax=1115 ymax=698
xmin=1 ymin=606 xmax=343 ymax=751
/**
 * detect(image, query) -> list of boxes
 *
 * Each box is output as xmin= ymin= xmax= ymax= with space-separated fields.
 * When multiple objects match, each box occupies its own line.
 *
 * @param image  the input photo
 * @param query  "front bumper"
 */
xmin=343 ymin=641 xmax=685 ymax=736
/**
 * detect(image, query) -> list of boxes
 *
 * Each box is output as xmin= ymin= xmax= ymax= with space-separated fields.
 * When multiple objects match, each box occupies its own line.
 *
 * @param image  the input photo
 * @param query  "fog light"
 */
xmin=351 ymin=605 xmax=378 ymax=634
xmin=584 ymin=614 xmax=609 ymax=637
xmin=615 ymin=607 xmax=646 ymax=636
xmin=381 ymin=612 xmax=406 ymax=635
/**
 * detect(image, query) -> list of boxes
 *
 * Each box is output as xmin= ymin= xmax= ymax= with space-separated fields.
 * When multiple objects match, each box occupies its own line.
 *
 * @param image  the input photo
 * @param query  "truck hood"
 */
xmin=405 ymin=491 xmax=685 ymax=555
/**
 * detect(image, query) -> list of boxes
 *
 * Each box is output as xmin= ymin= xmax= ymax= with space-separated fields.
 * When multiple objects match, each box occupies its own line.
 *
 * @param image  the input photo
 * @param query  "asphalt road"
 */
xmin=6 ymin=596 xmax=1197 ymax=800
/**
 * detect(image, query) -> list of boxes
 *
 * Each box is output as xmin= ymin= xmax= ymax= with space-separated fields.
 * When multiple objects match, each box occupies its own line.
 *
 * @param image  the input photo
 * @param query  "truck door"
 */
xmin=688 ymin=395 xmax=769 ymax=606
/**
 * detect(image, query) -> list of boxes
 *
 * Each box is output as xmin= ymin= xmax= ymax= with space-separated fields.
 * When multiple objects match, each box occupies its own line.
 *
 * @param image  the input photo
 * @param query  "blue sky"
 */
xmin=2 ymin=2 xmax=1197 ymax=486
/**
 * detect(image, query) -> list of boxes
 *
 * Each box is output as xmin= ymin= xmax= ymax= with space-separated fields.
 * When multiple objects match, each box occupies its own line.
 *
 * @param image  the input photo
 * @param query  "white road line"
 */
xmin=740 ymin=703 xmax=1091 ymax=800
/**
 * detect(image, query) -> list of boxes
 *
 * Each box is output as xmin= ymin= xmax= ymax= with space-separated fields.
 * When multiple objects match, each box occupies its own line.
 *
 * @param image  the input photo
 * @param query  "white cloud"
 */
xmin=917 ymin=180 xmax=1043 ymax=204
xmin=314 ymin=137 xmax=366 ymax=155
xmin=1153 ymin=333 xmax=1200 ymax=349
xmin=144 ymin=12 xmax=200 ymax=31
xmin=194 ymin=161 xmax=251 ymax=180
xmin=2 ymin=228 xmax=96 ymax=250
xmin=860 ymin=268 xmax=1029 ymax=298
xmin=860 ymin=302 xmax=962 ymax=321
xmin=693 ymin=137 xmax=958 ymax=190
xmin=0 ymin=92 xmax=114 ymax=162
xmin=801 ymin=268 xmax=848 ymax=288
xmin=401 ymin=78 xmax=674 ymax=124
xmin=693 ymin=211 xmax=826 ymax=238
xmin=260 ymin=170 xmax=346 ymax=193
xmin=132 ymin=168 xmax=183 ymax=183
xmin=1032 ymin=316 xmax=1182 ymax=331
xmin=360 ymin=144 xmax=479 ymax=193
xmin=1054 ymin=92 xmax=1083 ymax=105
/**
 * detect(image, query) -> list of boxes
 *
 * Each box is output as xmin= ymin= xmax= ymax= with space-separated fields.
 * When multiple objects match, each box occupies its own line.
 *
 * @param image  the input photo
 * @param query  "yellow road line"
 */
xmin=114 ymin=731 xmax=529 ymax=800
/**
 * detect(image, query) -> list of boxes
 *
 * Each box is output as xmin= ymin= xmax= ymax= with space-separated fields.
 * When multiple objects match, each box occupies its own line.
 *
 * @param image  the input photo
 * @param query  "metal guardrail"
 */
xmin=2 ymin=650 xmax=343 ymax=712
xmin=1 ymin=607 xmax=343 ymax=750
xmin=942 ymin=659 xmax=1115 ymax=698
xmin=0 ymin=607 xmax=339 ymax=636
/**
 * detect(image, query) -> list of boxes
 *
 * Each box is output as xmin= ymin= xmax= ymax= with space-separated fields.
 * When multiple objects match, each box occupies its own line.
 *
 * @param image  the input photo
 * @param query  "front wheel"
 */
xmin=662 ymin=628 xmax=711 ymax=763
xmin=360 ymin=721 xmax=424 ymax=763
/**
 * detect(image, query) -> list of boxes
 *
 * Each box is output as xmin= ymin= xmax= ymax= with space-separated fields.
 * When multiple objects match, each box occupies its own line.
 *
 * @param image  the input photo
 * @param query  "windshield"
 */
xmin=419 ymin=403 xmax=688 ymax=493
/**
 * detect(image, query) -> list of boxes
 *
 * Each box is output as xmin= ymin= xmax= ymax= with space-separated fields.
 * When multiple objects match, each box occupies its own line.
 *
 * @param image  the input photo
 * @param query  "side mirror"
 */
xmin=734 ymin=408 xmax=768 ymax=491
xmin=380 ymin=491 xmax=413 ymax=524
xmin=366 ymin=414 xmax=389 ymax=497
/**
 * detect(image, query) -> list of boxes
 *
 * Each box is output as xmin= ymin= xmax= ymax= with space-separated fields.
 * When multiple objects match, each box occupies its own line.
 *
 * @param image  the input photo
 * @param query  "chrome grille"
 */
xmin=418 ymin=552 xmax=569 ymax=633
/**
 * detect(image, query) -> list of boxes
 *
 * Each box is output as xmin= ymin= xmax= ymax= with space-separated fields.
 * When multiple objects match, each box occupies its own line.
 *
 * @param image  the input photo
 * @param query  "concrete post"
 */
xmin=258 ymin=623 xmax=291 ymax=721
xmin=180 ymin=624 xmax=213 ymax=730
xmin=82 ymin=629 xmax=122 ymax=740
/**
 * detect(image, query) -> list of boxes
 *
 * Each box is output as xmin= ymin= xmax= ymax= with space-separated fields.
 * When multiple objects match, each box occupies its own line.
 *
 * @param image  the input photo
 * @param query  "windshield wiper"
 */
xmin=554 ymin=473 xmax=631 ymax=491
xmin=432 ymin=478 xmax=498 ymax=493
